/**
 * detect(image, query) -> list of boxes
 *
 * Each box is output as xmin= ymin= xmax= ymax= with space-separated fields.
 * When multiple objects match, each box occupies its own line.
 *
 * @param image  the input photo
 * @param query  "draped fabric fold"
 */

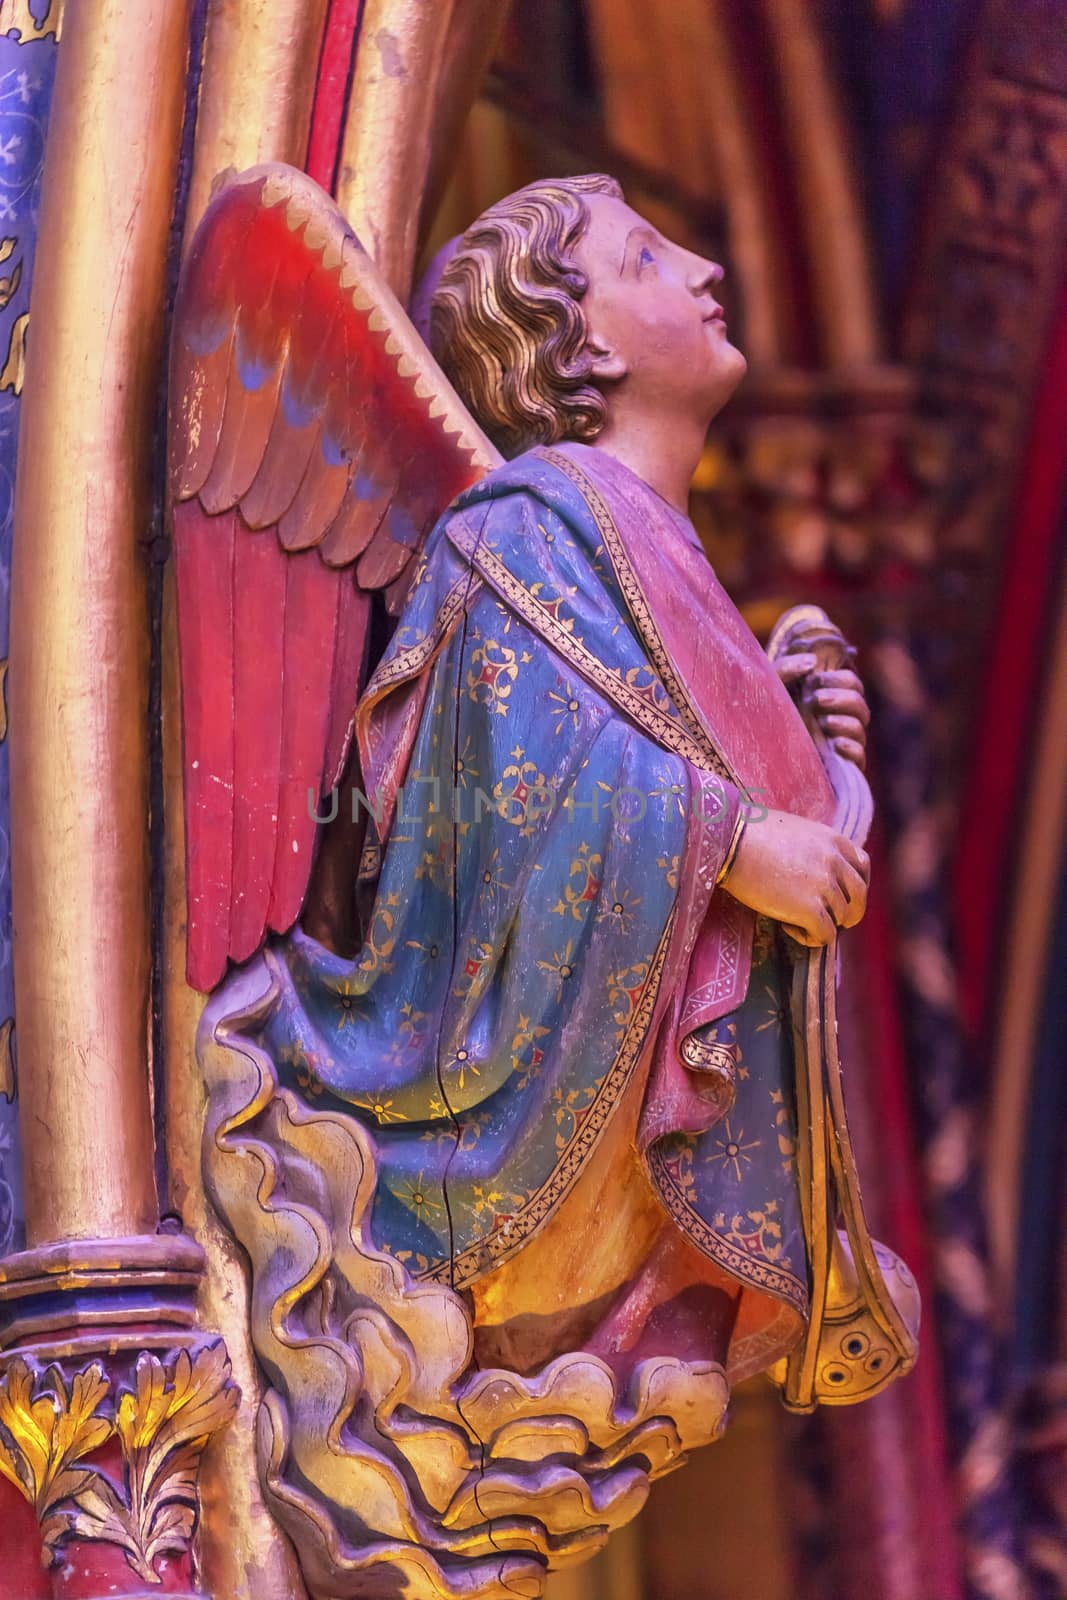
xmin=218 ymin=441 xmax=837 ymax=1382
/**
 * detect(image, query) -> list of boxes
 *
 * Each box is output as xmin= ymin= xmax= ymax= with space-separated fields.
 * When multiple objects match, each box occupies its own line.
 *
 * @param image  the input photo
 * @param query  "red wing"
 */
xmin=170 ymin=164 xmax=499 ymax=992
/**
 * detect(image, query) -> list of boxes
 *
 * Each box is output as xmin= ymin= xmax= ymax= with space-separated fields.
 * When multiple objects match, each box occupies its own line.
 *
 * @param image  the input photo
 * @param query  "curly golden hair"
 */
xmin=428 ymin=174 xmax=623 ymax=458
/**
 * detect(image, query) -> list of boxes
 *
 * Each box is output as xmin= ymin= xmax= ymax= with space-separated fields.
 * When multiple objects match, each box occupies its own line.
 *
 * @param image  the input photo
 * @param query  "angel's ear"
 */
xmin=586 ymin=339 xmax=628 ymax=385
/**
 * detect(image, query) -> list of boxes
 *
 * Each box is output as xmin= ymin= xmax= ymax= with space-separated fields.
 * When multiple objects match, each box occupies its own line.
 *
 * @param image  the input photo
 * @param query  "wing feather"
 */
xmin=277 ymin=437 xmax=351 ymax=551
xmin=317 ymin=476 xmax=386 ymax=567
xmin=199 ymin=343 xmax=287 ymax=513
xmin=171 ymin=164 xmax=500 ymax=991
xmin=172 ymin=322 xmax=236 ymax=502
xmin=240 ymin=384 xmax=321 ymax=530
xmin=174 ymin=501 xmax=237 ymax=993
xmin=230 ymin=520 xmax=288 ymax=962
xmin=267 ymin=549 xmax=343 ymax=934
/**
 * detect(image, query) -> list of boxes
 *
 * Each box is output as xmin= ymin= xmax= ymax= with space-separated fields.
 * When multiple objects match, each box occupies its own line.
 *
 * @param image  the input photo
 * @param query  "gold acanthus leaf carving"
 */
xmin=70 ymin=1345 xmax=239 ymax=1584
xmin=0 ymin=1359 xmax=111 ymax=1547
xmin=0 ymin=1344 xmax=238 ymax=1581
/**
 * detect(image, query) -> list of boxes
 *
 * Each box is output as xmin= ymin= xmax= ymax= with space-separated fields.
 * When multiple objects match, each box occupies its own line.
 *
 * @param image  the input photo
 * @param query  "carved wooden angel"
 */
xmin=172 ymin=165 xmax=919 ymax=1599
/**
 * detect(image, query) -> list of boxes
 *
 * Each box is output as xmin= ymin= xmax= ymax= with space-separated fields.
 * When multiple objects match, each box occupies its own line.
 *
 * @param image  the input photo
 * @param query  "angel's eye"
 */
xmin=637 ymin=246 xmax=656 ymax=273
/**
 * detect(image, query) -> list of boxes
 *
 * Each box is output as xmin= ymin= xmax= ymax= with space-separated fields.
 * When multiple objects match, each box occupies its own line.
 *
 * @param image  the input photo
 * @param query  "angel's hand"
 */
xmin=722 ymin=807 xmax=869 ymax=944
xmin=775 ymin=652 xmax=870 ymax=770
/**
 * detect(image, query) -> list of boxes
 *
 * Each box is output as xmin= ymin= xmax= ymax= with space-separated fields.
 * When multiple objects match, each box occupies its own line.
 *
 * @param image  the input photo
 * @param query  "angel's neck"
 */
xmin=587 ymin=407 xmax=708 ymax=515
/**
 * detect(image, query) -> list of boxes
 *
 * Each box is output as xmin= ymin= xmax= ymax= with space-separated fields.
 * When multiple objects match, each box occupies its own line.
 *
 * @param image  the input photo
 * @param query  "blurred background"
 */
xmin=424 ymin=4 xmax=1067 ymax=1599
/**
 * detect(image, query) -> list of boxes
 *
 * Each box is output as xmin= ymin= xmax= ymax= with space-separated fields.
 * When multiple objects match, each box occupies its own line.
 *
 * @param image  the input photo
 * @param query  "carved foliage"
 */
xmin=0 ymin=1358 xmax=110 ymax=1546
xmin=0 ymin=1344 xmax=238 ymax=1583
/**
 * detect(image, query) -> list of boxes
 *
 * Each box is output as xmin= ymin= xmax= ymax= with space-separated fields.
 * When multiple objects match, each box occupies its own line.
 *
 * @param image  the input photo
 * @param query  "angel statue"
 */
xmin=172 ymin=166 xmax=919 ymax=1599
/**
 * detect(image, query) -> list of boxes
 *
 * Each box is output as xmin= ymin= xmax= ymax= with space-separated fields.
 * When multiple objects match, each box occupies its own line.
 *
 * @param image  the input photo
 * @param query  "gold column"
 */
xmin=186 ymin=0 xmax=331 ymax=235
xmin=9 ymin=0 xmax=193 ymax=1248
xmin=162 ymin=8 xmax=328 ymax=1597
xmin=335 ymin=0 xmax=507 ymax=299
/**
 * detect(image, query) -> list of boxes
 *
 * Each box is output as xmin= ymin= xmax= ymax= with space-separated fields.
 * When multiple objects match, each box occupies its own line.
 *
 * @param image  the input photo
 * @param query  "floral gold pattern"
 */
xmin=0 ymin=1343 xmax=237 ymax=1582
xmin=0 ymin=0 xmax=63 ymax=43
xmin=0 ymin=1357 xmax=110 ymax=1550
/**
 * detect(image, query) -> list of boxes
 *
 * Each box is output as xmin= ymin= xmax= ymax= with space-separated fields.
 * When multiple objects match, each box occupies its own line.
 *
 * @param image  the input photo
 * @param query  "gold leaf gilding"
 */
xmin=0 ymin=1345 xmax=237 ymax=1579
xmin=74 ymin=1344 xmax=239 ymax=1582
xmin=0 ymin=313 xmax=28 ymax=397
xmin=0 ymin=1358 xmax=110 ymax=1529
xmin=0 ymin=0 xmax=64 ymax=42
xmin=0 ymin=1018 xmax=15 ymax=1102
xmin=0 ymin=259 xmax=22 ymax=311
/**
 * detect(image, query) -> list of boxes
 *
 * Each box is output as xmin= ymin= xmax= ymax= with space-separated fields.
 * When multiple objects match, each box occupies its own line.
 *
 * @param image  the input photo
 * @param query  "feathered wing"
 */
xmin=170 ymin=164 xmax=499 ymax=992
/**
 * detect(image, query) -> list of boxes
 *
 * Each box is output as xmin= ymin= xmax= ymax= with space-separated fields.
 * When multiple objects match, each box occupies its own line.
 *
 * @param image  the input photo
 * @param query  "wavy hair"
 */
xmin=429 ymin=174 xmax=623 ymax=458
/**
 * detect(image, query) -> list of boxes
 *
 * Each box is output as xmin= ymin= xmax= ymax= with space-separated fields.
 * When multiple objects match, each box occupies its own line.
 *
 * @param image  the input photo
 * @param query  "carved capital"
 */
xmin=0 ymin=1341 xmax=238 ymax=1596
xmin=0 ymin=1234 xmax=206 ymax=1354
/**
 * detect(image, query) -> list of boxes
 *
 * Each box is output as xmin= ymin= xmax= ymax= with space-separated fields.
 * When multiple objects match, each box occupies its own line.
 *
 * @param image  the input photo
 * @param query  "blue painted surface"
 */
xmin=0 ymin=27 xmax=60 ymax=1253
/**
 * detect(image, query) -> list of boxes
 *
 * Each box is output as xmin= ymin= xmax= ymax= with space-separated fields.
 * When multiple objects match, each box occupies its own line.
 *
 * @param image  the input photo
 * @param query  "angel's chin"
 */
xmin=703 ymin=343 xmax=748 ymax=413
xmin=720 ymin=339 xmax=748 ymax=376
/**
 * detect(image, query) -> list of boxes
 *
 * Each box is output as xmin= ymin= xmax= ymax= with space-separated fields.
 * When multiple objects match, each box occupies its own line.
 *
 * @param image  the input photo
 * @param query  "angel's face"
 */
xmin=572 ymin=193 xmax=747 ymax=423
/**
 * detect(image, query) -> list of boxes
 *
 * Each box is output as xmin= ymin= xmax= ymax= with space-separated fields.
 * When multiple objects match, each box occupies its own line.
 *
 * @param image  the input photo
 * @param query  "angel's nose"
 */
xmin=688 ymin=257 xmax=724 ymax=296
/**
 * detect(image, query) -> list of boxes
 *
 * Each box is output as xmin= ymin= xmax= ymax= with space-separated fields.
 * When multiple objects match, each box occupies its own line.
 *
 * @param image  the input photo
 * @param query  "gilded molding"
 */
xmin=0 ymin=1235 xmax=206 ymax=1349
xmin=9 ymin=0 xmax=193 ymax=1248
xmin=0 ymin=1344 xmax=237 ymax=1581
xmin=336 ymin=0 xmax=506 ymax=299
xmin=185 ymin=0 xmax=330 ymax=236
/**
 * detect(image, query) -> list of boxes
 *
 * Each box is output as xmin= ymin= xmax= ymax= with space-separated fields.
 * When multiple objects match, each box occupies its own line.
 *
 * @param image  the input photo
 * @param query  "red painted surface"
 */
xmin=0 ymin=1475 xmax=50 ymax=1600
xmin=859 ymin=840 xmax=964 ymax=1599
xmin=306 ymin=0 xmax=364 ymax=193
xmin=0 ymin=1440 xmax=201 ymax=1599
xmin=953 ymin=277 xmax=1067 ymax=1036
xmin=50 ymin=1540 xmax=196 ymax=1598
xmin=173 ymin=174 xmax=485 ymax=990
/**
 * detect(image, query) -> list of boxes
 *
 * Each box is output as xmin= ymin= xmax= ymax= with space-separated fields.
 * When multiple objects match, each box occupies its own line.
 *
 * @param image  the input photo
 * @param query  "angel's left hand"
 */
xmin=775 ymin=652 xmax=870 ymax=769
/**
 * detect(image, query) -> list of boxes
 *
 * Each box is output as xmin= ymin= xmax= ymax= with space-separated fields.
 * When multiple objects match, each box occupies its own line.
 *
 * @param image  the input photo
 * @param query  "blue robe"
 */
xmin=239 ymin=443 xmax=826 ymax=1375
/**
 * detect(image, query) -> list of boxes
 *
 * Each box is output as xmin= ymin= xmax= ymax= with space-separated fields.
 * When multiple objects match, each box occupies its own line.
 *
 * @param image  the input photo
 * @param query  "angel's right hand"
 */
xmin=720 ymin=807 xmax=869 ymax=946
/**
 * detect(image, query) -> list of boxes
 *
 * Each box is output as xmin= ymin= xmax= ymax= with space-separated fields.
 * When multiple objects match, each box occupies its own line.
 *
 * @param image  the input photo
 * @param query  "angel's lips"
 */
xmin=703 ymin=307 xmax=727 ymax=333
